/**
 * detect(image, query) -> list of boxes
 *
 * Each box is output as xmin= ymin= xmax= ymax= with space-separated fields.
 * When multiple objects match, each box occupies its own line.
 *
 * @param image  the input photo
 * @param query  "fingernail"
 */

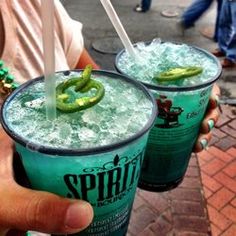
xmin=65 ymin=202 xmax=93 ymax=230
xmin=200 ymin=139 xmax=208 ymax=150
xmin=207 ymin=119 xmax=215 ymax=131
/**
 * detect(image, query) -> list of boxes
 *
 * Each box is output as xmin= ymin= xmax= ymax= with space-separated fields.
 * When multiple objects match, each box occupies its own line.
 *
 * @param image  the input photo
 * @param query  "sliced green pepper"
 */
xmin=155 ymin=66 xmax=203 ymax=82
xmin=56 ymin=65 xmax=105 ymax=113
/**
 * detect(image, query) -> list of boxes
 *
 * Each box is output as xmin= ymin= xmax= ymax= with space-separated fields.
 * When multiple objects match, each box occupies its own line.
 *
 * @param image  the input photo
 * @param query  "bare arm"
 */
xmin=75 ymin=48 xmax=100 ymax=69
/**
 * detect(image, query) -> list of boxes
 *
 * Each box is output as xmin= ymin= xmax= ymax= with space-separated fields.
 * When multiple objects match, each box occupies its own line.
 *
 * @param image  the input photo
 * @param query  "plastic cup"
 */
xmin=115 ymin=42 xmax=222 ymax=192
xmin=0 ymin=70 xmax=157 ymax=236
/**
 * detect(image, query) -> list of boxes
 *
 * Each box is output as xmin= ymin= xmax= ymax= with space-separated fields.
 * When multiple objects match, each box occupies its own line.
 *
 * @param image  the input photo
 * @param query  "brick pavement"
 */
xmin=128 ymin=104 xmax=236 ymax=236
xmin=128 ymin=155 xmax=211 ymax=236
xmin=198 ymin=105 xmax=236 ymax=236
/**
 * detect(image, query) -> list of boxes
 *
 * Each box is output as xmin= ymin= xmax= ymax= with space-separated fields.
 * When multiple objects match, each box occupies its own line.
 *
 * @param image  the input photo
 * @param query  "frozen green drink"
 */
xmin=115 ymin=40 xmax=221 ymax=192
xmin=0 ymin=70 xmax=157 ymax=235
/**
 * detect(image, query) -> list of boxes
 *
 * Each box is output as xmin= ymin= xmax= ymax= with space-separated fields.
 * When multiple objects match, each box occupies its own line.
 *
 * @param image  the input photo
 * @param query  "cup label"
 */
xmin=64 ymin=152 xmax=143 ymax=206
xmin=16 ymin=134 xmax=149 ymax=235
xmin=139 ymin=86 xmax=212 ymax=188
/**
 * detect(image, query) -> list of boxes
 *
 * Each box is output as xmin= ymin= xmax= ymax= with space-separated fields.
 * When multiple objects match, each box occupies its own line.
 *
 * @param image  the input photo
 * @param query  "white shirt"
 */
xmin=0 ymin=0 xmax=84 ymax=84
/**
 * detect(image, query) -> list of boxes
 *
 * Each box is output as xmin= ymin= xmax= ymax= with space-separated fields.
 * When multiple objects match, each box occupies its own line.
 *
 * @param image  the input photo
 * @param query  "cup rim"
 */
xmin=1 ymin=69 xmax=158 ymax=156
xmin=115 ymin=41 xmax=222 ymax=92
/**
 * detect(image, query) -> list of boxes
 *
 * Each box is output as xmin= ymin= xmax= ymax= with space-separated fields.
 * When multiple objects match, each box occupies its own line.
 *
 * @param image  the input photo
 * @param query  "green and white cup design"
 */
xmin=115 ymin=44 xmax=222 ymax=192
xmin=1 ymin=71 xmax=157 ymax=236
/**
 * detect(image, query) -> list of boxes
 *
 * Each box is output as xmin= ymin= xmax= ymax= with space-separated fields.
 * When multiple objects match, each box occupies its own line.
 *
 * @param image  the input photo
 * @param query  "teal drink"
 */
xmin=115 ymin=41 xmax=221 ymax=192
xmin=0 ymin=70 xmax=157 ymax=235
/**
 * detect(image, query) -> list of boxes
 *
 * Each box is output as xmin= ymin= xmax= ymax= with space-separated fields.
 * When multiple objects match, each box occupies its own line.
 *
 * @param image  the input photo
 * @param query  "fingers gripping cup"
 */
xmin=115 ymin=40 xmax=222 ymax=192
xmin=0 ymin=70 xmax=157 ymax=236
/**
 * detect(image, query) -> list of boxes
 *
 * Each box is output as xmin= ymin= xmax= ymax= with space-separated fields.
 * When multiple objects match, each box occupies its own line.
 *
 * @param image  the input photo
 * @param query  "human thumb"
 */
xmin=0 ymin=184 xmax=93 ymax=235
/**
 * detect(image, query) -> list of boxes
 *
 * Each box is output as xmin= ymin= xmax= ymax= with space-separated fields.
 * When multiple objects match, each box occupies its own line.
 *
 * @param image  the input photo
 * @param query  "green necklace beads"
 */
xmin=0 ymin=60 xmax=19 ymax=97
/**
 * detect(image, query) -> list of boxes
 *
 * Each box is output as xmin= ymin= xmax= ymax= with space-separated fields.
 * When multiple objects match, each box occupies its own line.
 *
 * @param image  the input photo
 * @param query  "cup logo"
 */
xmin=155 ymin=95 xmax=184 ymax=128
xmin=64 ymin=149 xmax=145 ymax=207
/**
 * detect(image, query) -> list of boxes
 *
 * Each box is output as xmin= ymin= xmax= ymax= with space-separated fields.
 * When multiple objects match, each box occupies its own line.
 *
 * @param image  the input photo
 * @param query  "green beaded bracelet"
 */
xmin=0 ymin=60 xmax=19 ymax=97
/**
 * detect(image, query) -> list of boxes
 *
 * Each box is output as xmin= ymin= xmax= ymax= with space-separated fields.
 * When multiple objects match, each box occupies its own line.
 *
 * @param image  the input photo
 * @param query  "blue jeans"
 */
xmin=218 ymin=0 xmax=236 ymax=62
xmin=141 ymin=0 xmax=152 ymax=11
xmin=181 ymin=0 xmax=222 ymax=41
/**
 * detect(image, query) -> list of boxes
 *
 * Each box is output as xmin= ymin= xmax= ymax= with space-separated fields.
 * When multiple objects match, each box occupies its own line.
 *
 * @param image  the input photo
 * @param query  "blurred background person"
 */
xmin=212 ymin=0 xmax=236 ymax=68
xmin=178 ymin=0 xmax=222 ymax=41
xmin=134 ymin=0 xmax=152 ymax=12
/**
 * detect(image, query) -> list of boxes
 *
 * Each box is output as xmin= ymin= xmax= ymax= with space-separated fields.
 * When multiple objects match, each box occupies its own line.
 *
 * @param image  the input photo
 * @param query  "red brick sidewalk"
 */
xmin=198 ymin=105 xmax=236 ymax=236
xmin=128 ymin=104 xmax=236 ymax=236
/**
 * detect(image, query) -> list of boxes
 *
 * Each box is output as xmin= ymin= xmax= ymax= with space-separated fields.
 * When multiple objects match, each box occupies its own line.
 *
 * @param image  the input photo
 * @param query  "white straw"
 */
xmin=41 ymin=0 xmax=57 ymax=120
xmin=100 ymin=0 xmax=136 ymax=58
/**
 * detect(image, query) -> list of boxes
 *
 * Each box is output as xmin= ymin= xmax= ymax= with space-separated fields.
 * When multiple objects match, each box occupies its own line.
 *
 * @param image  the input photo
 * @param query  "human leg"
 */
xmin=217 ymin=0 xmax=231 ymax=55
xmin=224 ymin=1 xmax=236 ymax=63
xmin=134 ymin=0 xmax=151 ymax=12
xmin=214 ymin=0 xmax=223 ymax=41
xmin=141 ymin=0 xmax=152 ymax=12
xmin=181 ymin=0 xmax=213 ymax=28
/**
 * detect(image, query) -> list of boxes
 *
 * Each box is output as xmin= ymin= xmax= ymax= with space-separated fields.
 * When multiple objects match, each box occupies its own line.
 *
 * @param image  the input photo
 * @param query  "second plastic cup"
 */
xmin=115 ymin=42 xmax=222 ymax=192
